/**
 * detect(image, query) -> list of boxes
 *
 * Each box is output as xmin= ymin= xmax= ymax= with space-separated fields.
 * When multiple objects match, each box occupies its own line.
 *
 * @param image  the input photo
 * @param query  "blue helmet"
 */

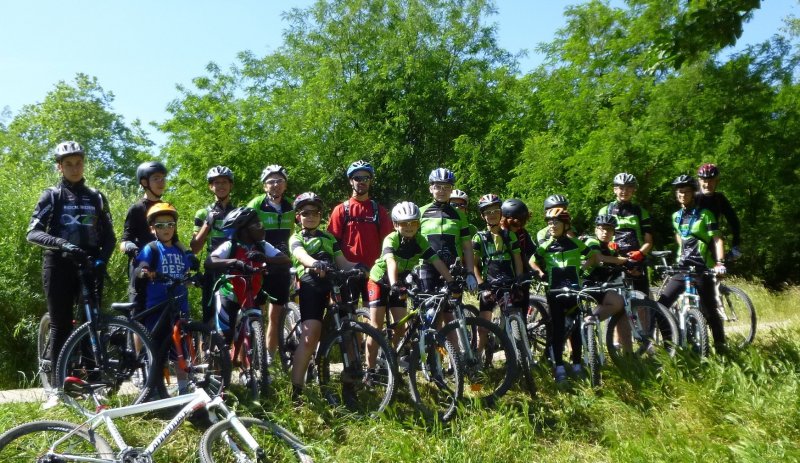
xmin=428 ymin=168 xmax=455 ymax=184
xmin=346 ymin=160 xmax=375 ymax=178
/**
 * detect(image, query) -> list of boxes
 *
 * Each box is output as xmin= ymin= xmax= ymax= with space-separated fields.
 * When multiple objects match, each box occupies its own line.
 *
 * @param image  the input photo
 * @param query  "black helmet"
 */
xmin=207 ymin=165 xmax=234 ymax=183
xmin=54 ymin=141 xmax=85 ymax=162
xmin=221 ymin=207 xmax=259 ymax=230
xmin=501 ymin=198 xmax=529 ymax=220
xmin=136 ymin=161 xmax=167 ymax=184
xmin=543 ymin=194 xmax=568 ymax=210
xmin=672 ymin=174 xmax=697 ymax=189
xmin=293 ymin=192 xmax=324 ymax=211
xmin=594 ymin=214 xmax=618 ymax=228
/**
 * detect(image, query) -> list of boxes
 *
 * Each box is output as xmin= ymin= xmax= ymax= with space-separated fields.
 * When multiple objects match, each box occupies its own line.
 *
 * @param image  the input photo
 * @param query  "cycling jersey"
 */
xmin=696 ymin=192 xmax=741 ymax=247
xmin=473 ymin=229 xmax=520 ymax=280
xmin=598 ymin=201 xmax=652 ymax=253
xmin=289 ymin=229 xmax=343 ymax=282
xmin=672 ymin=207 xmax=720 ymax=268
xmin=193 ymin=202 xmax=236 ymax=254
xmin=534 ymin=236 xmax=590 ymax=288
xmin=327 ymin=197 xmax=393 ymax=267
xmin=121 ymin=197 xmax=160 ymax=250
xmin=419 ymin=201 xmax=471 ymax=265
xmin=134 ymin=241 xmax=190 ymax=330
xmin=246 ymin=194 xmax=295 ymax=254
xmin=369 ymin=231 xmax=439 ymax=282
xmin=582 ymin=237 xmax=619 ymax=282
xmin=210 ymin=240 xmax=281 ymax=303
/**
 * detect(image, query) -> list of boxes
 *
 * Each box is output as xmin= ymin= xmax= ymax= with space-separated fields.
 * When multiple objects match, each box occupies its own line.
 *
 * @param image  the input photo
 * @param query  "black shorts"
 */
xmin=367 ymin=279 xmax=407 ymax=309
xmin=298 ymin=280 xmax=331 ymax=322
xmin=262 ymin=272 xmax=290 ymax=305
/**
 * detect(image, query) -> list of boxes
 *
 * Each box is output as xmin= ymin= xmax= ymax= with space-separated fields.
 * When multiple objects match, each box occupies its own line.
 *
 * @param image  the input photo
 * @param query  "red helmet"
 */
xmin=697 ymin=163 xmax=720 ymax=179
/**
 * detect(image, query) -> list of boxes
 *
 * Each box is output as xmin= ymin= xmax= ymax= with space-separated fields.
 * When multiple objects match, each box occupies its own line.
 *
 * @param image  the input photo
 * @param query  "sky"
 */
xmin=1 ymin=1 xmax=796 ymax=148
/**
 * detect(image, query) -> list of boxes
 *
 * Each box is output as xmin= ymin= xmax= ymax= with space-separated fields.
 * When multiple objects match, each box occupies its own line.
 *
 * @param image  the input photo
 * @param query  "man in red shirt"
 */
xmin=327 ymin=160 xmax=393 ymax=305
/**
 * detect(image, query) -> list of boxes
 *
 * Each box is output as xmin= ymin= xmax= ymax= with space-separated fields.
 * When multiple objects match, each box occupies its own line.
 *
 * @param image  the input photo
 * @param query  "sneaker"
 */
xmin=553 ymin=365 xmax=567 ymax=384
xmin=342 ymin=384 xmax=358 ymax=410
xmin=397 ymin=355 xmax=410 ymax=373
xmin=363 ymin=368 xmax=376 ymax=388
xmin=42 ymin=392 xmax=60 ymax=410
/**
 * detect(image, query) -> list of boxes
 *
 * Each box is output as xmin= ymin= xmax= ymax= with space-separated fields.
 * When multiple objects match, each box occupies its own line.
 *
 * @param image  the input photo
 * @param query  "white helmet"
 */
xmin=450 ymin=189 xmax=469 ymax=201
xmin=260 ymin=164 xmax=288 ymax=182
xmin=391 ymin=201 xmax=421 ymax=222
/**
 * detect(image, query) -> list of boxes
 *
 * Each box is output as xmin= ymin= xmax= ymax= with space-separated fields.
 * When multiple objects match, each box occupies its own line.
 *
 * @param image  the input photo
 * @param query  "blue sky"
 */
xmin=1 ymin=1 xmax=795 ymax=148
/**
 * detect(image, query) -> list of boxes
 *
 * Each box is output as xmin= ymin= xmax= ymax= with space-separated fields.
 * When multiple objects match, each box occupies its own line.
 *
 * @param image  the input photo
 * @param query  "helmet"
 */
xmin=543 ymin=194 xmax=569 ymax=210
xmin=221 ymin=207 xmax=259 ymax=230
xmin=613 ymin=172 xmax=638 ymax=186
xmin=346 ymin=160 xmax=375 ymax=178
xmin=500 ymin=198 xmax=529 ymax=219
xmin=697 ymin=163 xmax=720 ymax=179
xmin=391 ymin=201 xmax=421 ymax=222
xmin=293 ymin=192 xmax=323 ymax=211
xmin=146 ymin=202 xmax=178 ymax=225
xmin=207 ymin=165 xmax=234 ymax=183
xmin=260 ymin=164 xmax=288 ymax=183
xmin=450 ymin=189 xmax=469 ymax=202
xmin=545 ymin=207 xmax=571 ymax=223
xmin=136 ymin=161 xmax=168 ymax=184
xmin=671 ymin=174 xmax=697 ymax=189
xmin=428 ymin=168 xmax=455 ymax=184
xmin=477 ymin=193 xmax=502 ymax=212
xmin=594 ymin=214 xmax=618 ymax=228
xmin=54 ymin=141 xmax=85 ymax=162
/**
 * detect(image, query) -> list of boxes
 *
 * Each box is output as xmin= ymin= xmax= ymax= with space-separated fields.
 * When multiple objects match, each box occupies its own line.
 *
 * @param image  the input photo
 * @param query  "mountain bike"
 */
xmin=277 ymin=268 xmax=302 ymax=371
xmin=114 ymin=273 xmax=231 ymax=401
xmin=652 ymin=263 xmax=712 ymax=357
xmin=481 ymin=276 xmax=538 ymax=398
xmin=548 ymin=286 xmax=606 ymax=387
xmin=53 ymin=254 xmax=157 ymax=409
xmin=526 ymin=281 xmax=551 ymax=364
xmin=0 ymin=376 xmax=313 ymax=462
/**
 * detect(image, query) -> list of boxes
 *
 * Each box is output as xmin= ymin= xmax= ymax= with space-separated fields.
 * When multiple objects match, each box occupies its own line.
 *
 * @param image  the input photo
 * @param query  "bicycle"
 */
xmin=481 ymin=276 xmax=539 ymax=398
xmin=113 ymin=273 xmax=231 ymax=401
xmin=277 ymin=268 xmax=302 ymax=371
xmin=0 ymin=376 xmax=313 ymax=462
xmin=53 ymin=254 xmax=157 ymax=409
xmin=651 ymin=250 xmax=756 ymax=348
xmin=652 ymin=261 xmax=713 ymax=357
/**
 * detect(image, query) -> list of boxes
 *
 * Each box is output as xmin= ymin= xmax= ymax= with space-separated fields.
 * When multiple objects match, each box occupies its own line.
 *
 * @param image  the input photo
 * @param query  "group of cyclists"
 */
xmin=27 ymin=139 xmax=742 ymax=407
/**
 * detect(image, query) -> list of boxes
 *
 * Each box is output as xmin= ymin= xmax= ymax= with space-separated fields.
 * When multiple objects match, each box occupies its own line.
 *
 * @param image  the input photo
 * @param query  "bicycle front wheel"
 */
xmin=199 ymin=416 xmax=313 ymax=463
xmin=407 ymin=331 xmax=463 ymax=423
xmin=247 ymin=318 xmax=270 ymax=400
xmin=719 ymin=284 xmax=757 ymax=348
xmin=685 ymin=308 xmax=710 ymax=357
xmin=0 ymin=420 xmax=115 ymax=462
xmin=583 ymin=324 xmax=601 ymax=388
xmin=509 ymin=315 xmax=537 ymax=398
xmin=605 ymin=299 xmax=679 ymax=365
xmin=37 ymin=313 xmax=52 ymax=391
xmin=55 ymin=316 xmax=155 ymax=408
xmin=317 ymin=320 xmax=397 ymax=415
xmin=440 ymin=316 xmax=517 ymax=406
xmin=527 ymin=295 xmax=550 ymax=365
xmin=278 ymin=302 xmax=302 ymax=371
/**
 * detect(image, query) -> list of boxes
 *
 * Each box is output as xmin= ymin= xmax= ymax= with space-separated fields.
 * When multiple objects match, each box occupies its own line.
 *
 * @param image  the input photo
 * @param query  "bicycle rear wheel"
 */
xmin=605 ymin=299 xmax=679 ymax=365
xmin=0 ymin=420 xmax=114 ymax=462
xmin=278 ymin=302 xmax=302 ymax=371
xmin=583 ymin=324 xmax=601 ymax=387
xmin=440 ymin=316 xmax=517 ymax=406
xmin=317 ymin=320 xmax=397 ymax=415
xmin=685 ymin=308 xmax=710 ymax=357
xmin=153 ymin=321 xmax=231 ymax=399
xmin=246 ymin=318 xmax=270 ymax=400
xmin=55 ymin=316 xmax=155 ymax=408
xmin=37 ymin=313 xmax=52 ymax=391
xmin=718 ymin=284 xmax=757 ymax=348
xmin=407 ymin=331 xmax=463 ymax=423
xmin=527 ymin=295 xmax=550 ymax=365
xmin=199 ymin=416 xmax=313 ymax=463
xmin=509 ymin=315 xmax=537 ymax=398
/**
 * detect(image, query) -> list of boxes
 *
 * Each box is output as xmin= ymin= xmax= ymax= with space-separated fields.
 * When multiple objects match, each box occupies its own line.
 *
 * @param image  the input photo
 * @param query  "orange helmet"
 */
xmin=545 ymin=207 xmax=571 ymax=223
xmin=147 ymin=202 xmax=178 ymax=225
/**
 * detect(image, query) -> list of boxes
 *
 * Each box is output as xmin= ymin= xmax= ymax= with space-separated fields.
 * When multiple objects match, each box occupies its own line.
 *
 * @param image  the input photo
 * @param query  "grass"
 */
xmin=1 ymin=279 xmax=799 ymax=462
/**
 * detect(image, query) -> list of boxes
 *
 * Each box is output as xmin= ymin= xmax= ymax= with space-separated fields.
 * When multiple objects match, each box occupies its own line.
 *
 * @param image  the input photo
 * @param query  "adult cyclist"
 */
xmin=695 ymin=163 xmax=742 ymax=261
xmin=27 ymin=141 xmax=116 ymax=405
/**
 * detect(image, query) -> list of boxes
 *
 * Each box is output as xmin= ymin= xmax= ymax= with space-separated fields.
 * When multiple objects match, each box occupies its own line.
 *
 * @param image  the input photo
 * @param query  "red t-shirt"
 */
xmin=327 ymin=197 xmax=393 ymax=266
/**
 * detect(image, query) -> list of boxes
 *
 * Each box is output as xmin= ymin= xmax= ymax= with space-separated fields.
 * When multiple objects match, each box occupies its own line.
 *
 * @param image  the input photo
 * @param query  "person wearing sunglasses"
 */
xmin=247 ymin=164 xmax=295 ymax=366
xmin=327 ymin=160 xmax=392 ymax=308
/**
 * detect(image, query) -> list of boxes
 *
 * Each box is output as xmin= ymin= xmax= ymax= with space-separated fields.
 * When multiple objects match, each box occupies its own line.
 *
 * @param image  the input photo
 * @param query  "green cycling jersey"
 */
xmin=369 ymin=231 xmax=439 ymax=282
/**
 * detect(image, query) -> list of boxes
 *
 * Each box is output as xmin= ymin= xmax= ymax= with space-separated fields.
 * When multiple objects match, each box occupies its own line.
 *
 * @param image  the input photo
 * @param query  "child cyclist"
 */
xmin=365 ymin=201 xmax=454 ymax=370
xmin=205 ymin=207 xmax=291 ymax=347
xmin=472 ymin=194 xmax=523 ymax=353
xmin=530 ymin=208 xmax=599 ymax=383
xmin=287 ymin=192 xmax=366 ymax=401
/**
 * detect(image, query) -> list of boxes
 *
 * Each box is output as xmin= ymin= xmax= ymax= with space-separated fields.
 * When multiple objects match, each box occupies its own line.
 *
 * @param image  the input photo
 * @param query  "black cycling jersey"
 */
xmin=121 ymin=197 xmax=160 ymax=251
xmin=696 ymin=192 xmax=741 ymax=247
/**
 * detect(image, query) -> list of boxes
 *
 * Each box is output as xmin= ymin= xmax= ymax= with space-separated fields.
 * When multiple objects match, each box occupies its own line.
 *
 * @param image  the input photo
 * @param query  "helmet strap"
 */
xmin=141 ymin=180 xmax=162 ymax=200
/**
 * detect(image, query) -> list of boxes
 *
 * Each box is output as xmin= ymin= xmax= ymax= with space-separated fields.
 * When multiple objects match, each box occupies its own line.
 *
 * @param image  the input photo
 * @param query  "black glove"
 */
xmin=123 ymin=241 xmax=139 ymax=258
xmin=246 ymin=250 xmax=268 ymax=263
xmin=61 ymin=242 xmax=87 ymax=259
xmin=232 ymin=260 xmax=256 ymax=274
xmin=623 ymin=259 xmax=638 ymax=270
xmin=312 ymin=260 xmax=331 ymax=272
xmin=390 ymin=283 xmax=407 ymax=295
xmin=187 ymin=253 xmax=201 ymax=271
xmin=205 ymin=210 xmax=220 ymax=227
xmin=353 ymin=262 xmax=370 ymax=275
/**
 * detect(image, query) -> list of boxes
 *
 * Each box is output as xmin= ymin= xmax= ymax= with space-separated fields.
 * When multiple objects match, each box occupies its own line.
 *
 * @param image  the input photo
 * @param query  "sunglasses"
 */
xmin=482 ymin=209 xmax=502 ymax=216
xmin=431 ymin=184 xmax=453 ymax=192
xmin=351 ymin=175 xmax=372 ymax=183
xmin=264 ymin=178 xmax=286 ymax=186
xmin=396 ymin=220 xmax=420 ymax=227
xmin=299 ymin=210 xmax=322 ymax=217
xmin=153 ymin=221 xmax=176 ymax=230
xmin=449 ymin=202 xmax=466 ymax=209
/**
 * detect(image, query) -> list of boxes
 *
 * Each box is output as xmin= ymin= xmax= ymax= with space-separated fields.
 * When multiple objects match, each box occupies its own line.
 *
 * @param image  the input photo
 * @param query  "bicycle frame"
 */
xmin=551 ymin=287 xmax=606 ymax=369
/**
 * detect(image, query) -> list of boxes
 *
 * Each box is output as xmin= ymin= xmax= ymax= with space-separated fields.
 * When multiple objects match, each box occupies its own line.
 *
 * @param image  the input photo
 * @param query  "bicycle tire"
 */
xmin=510 ymin=315 xmax=537 ymax=398
xmin=684 ymin=308 xmax=711 ymax=357
xmin=247 ymin=318 xmax=270 ymax=399
xmin=277 ymin=302 xmax=302 ymax=371
xmin=55 ymin=316 xmax=155 ymax=408
xmin=0 ymin=420 xmax=115 ymax=462
xmin=153 ymin=321 xmax=231 ymax=400
xmin=199 ymin=416 xmax=314 ymax=463
xmin=718 ymin=284 xmax=757 ymax=348
xmin=440 ymin=316 xmax=517 ymax=406
xmin=527 ymin=295 xmax=550 ymax=365
xmin=37 ymin=313 xmax=52 ymax=391
xmin=317 ymin=320 xmax=397 ymax=415
xmin=407 ymin=332 xmax=463 ymax=423
xmin=583 ymin=324 xmax=601 ymax=387
xmin=605 ymin=299 xmax=679 ymax=364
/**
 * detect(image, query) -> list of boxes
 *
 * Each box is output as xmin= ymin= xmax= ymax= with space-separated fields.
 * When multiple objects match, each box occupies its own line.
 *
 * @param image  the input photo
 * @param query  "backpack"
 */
xmin=342 ymin=198 xmax=381 ymax=232
xmin=475 ymin=229 xmax=513 ymax=261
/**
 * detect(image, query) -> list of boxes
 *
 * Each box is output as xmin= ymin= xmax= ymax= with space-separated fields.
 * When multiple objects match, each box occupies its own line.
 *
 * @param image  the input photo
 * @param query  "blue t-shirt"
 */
xmin=135 ymin=241 xmax=190 ymax=316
